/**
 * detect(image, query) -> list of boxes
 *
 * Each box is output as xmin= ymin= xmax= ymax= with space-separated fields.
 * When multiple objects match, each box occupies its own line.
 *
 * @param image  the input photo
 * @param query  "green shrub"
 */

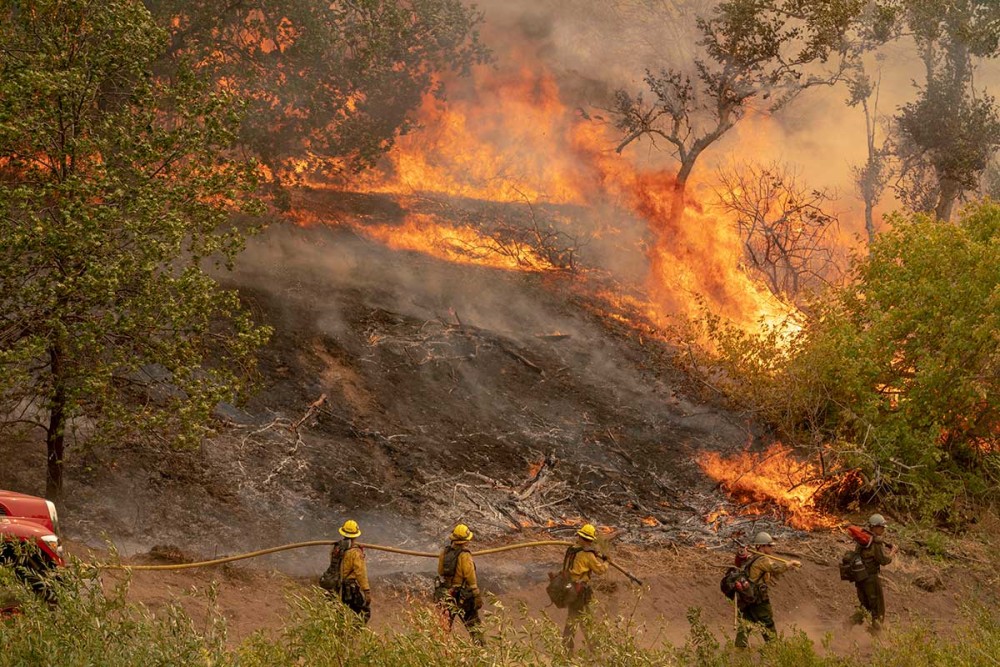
xmin=4 ymin=565 xmax=1000 ymax=666
xmin=684 ymin=202 xmax=1000 ymax=520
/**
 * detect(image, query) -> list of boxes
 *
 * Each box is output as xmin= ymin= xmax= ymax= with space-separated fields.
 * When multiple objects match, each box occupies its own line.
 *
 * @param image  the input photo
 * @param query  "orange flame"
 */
xmin=296 ymin=43 xmax=802 ymax=338
xmin=359 ymin=214 xmax=555 ymax=272
xmin=698 ymin=444 xmax=839 ymax=531
xmin=525 ymin=459 xmax=546 ymax=479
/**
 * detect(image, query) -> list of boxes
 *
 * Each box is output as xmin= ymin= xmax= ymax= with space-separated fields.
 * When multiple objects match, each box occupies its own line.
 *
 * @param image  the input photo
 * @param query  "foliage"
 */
xmin=0 ymin=0 xmax=271 ymax=496
xmin=895 ymin=77 xmax=1000 ymax=220
xmin=883 ymin=0 xmax=1000 ymax=221
xmin=686 ymin=203 xmax=1000 ymax=517
xmin=4 ymin=564 xmax=1000 ymax=666
xmin=0 ymin=562 xmax=229 ymax=666
xmin=144 ymin=0 xmax=490 ymax=181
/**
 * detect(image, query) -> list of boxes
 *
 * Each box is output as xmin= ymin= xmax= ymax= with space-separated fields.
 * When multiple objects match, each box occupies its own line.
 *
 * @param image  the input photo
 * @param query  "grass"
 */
xmin=2 ymin=562 xmax=1000 ymax=666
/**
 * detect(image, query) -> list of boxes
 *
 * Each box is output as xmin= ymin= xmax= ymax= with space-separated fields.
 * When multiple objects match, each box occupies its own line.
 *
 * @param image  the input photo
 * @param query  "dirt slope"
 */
xmin=5 ymin=186 xmax=999 ymax=656
xmin=3 ymin=187 xmax=765 ymax=570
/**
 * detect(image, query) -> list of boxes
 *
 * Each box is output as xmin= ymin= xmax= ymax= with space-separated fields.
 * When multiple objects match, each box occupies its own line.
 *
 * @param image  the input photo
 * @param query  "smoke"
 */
xmin=472 ymin=0 xmax=1000 ymax=244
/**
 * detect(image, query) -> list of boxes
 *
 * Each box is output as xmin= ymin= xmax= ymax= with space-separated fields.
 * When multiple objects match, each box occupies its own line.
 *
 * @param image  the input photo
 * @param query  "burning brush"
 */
xmin=697 ymin=443 xmax=850 ymax=531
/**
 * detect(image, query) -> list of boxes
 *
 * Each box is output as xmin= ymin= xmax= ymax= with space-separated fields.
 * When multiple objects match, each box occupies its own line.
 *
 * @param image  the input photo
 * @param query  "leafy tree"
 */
xmin=886 ymin=0 xmax=1000 ymax=221
xmin=143 ymin=0 xmax=489 ymax=190
xmin=0 ymin=0 xmax=270 ymax=498
xmin=612 ymin=0 xmax=866 ymax=231
xmin=692 ymin=203 xmax=1000 ymax=516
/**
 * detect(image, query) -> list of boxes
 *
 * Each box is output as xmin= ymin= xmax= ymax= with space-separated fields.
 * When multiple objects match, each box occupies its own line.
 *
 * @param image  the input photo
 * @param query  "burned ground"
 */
xmin=4 ymin=187 xmax=763 ymax=568
xmin=4 ymin=187 xmax=1000 ymax=657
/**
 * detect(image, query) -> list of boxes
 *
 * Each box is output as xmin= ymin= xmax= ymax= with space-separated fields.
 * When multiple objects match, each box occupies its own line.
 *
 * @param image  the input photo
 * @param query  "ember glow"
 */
xmin=360 ymin=214 xmax=556 ymax=272
xmin=698 ymin=444 xmax=840 ymax=531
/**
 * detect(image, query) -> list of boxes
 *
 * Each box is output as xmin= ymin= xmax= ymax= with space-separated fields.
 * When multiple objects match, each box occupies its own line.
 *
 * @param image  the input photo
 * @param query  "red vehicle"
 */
xmin=0 ymin=517 xmax=64 ymax=568
xmin=0 ymin=490 xmax=61 ymax=539
xmin=1 ymin=490 xmax=64 ymax=614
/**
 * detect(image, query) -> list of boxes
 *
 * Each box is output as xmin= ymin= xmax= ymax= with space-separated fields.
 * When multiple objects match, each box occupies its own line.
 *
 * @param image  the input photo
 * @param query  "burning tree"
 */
xmin=715 ymin=161 xmax=839 ymax=300
xmin=145 ymin=0 xmax=489 ymax=191
xmin=612 ymin=0 xmax=865 ymax=230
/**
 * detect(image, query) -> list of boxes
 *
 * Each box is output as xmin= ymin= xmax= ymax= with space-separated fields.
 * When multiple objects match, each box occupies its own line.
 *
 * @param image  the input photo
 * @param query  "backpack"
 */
xmin=839 ymin=548 xmax=870 ymax=583
xmin=720 ymin=555 xmax=766 ymax=605
xmin=434 ymin=544 xmax=468 ymax=602
xmin=319 ymin=539 xmax=351 ymax=594
xmin=546 ymin=546 xmax=582 ymax=609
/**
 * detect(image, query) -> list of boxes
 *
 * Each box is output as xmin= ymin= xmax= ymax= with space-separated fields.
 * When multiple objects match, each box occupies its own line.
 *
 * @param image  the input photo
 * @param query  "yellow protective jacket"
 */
xmin=439 ymin=545 xmax=480 ymax=599
xmin=340 ymin=544 xmax=370 ymax=592
xmin=747 ymin=554 xmax=792 ymax=587
xmin=567 ymin=546 xmax=608 ymax=583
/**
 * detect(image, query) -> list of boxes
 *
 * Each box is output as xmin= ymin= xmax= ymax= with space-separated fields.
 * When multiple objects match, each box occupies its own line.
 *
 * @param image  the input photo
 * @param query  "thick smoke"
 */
xmin=476 ymin=0 xmax=1000 ymax=240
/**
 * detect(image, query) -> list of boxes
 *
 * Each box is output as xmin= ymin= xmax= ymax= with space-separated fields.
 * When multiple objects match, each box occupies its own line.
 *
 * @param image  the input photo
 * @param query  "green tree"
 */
xmin=887 ymin=0 xmax=1000 ymax=221
xmin=143 ymin=0 xmax=489 ymax=191
xmin=0 ymin=0 xmax=270 ymax=498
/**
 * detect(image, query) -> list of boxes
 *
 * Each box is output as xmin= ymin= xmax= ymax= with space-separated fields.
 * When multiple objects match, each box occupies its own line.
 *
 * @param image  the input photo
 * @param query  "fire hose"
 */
xmin=96 ymin=539 xmax=644 ymax=585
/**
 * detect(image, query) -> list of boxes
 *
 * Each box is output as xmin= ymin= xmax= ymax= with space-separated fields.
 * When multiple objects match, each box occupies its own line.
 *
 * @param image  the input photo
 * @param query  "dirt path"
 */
xmin=72 ymin=531 xmax=988 ymax=654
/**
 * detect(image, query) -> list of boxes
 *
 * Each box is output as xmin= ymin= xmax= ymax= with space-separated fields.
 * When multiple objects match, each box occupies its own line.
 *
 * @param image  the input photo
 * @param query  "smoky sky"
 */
xmin=473 ymin=0 xmax=1000 ymax=238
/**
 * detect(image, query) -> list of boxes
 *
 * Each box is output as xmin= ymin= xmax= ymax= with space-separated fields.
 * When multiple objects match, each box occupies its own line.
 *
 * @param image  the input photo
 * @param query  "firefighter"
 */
xmin=336 ymin=519 xmax=371 ymax=623
xmin=735 ymin=531 xmax=802 ymax=648
xmin=850 ymin=513 xmax=896 ymax=632
xmin=561 ymin=523 xmax=609 ymax=654
xmin=437 ymin=523 xmax=484 ymax=644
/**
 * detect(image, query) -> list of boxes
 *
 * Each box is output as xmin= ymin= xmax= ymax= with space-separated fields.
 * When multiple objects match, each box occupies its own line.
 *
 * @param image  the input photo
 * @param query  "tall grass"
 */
xmin=1 ymin=563 xmax=998 ymax=666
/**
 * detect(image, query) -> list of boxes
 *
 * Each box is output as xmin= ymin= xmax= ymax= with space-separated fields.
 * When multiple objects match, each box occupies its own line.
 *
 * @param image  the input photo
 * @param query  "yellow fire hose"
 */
xmin=97 ymin=539 xmax=644 ymax=585
xmin=745 ymin=548 xmax=800 ymax=567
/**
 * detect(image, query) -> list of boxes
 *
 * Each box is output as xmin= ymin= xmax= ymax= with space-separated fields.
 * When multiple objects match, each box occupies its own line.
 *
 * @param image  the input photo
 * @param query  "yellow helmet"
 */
xmin=450 ymin=523 xmax=473 ymax=542
xmin=576 ymin=523 xmax=598 ymax=541
xmin=339 ymin=519 xmax=361 ymax=539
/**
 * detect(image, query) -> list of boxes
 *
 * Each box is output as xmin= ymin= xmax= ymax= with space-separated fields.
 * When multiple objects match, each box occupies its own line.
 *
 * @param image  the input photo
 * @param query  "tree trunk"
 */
xmin=669 ymin=160 xmax=694 ymax=229
xmin=647 ymin=163 xmax=692 ymax=284
xmin=864 ymin=197 xmax=876 ymax=245
xmin=935 ymin=178 xmax=961 ymax=222
xmin=45 ymin=345 xmax=67 ymax=500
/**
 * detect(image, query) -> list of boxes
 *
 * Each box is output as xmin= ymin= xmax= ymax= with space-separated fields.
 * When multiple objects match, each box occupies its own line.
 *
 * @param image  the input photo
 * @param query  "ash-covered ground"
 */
xmin=1 ymin=188 xmax=795 ymax=576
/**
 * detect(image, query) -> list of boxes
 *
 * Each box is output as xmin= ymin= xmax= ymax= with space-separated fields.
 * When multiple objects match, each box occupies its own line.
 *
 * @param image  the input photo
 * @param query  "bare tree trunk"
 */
xmin=862 ymin=102 xmax=877 ymax=245
xmin=669 ymin=159 xmax=695 ymax=229
xmin=45 ymin=344 xmax=67 ymax=500
xmin=863 ymin=195 xmax=876 ymax=243
xmin=935 ymin=178 xmax=961 ymax=222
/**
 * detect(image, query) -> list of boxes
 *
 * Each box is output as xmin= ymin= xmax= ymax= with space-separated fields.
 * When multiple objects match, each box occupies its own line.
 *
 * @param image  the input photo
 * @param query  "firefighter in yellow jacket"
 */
xmin=562 ymin=523 xmax=609 ymax=653
xmin=436 ymin=523 xmax=484 ymax=644
xmin=336 ymin=519 xmax=371 ymax=623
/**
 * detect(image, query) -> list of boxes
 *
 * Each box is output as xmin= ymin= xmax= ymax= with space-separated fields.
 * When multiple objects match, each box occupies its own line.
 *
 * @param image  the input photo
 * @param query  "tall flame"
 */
xmin=308 ymin=45 xmax=799 ymax=336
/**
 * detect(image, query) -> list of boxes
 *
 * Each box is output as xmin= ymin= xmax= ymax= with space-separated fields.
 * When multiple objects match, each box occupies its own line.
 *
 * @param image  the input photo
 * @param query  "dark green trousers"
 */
xmin=736 ymin=600 xmax=776 ymax=647
xmin=852 ymin=576 xmax=885 ymax=628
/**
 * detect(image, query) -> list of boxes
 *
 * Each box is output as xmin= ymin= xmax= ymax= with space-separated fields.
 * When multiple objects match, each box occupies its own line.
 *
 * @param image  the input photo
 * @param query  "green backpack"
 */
xmin=546 ymin=546 xmax=582 ymax=609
